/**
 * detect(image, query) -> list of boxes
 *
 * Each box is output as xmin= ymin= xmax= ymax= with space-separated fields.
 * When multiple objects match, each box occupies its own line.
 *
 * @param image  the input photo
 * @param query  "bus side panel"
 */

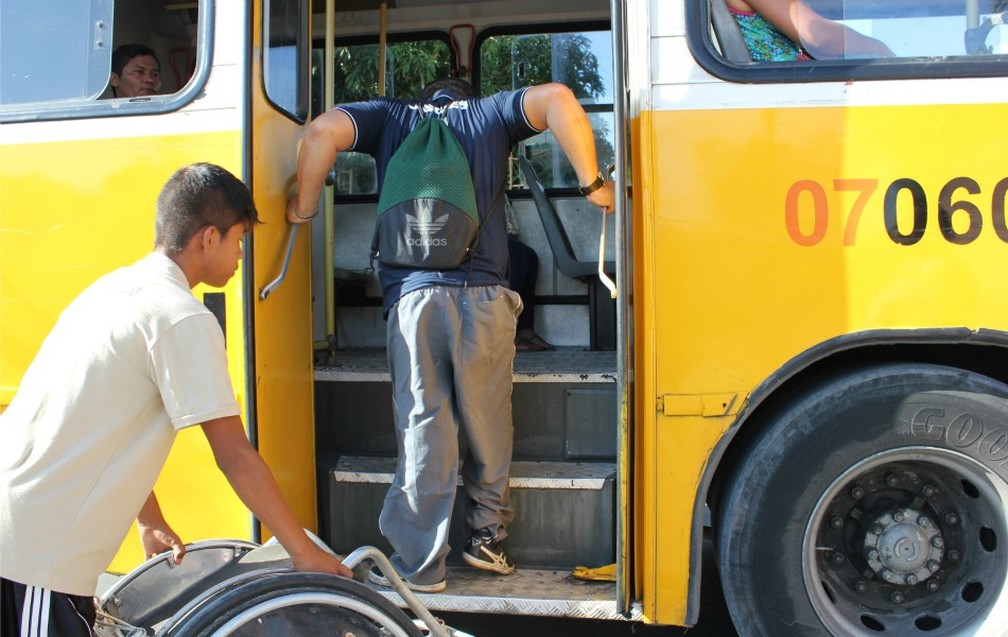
xmin=639 ymin=99 xmax=1008 ymax=624
xmin=0 ymin=131 xmax=253 ymax=574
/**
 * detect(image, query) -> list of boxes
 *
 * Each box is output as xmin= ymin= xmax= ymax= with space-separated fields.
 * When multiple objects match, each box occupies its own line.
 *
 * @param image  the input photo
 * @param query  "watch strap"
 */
xmin=578 ymin=172 xmax=606 ymax=196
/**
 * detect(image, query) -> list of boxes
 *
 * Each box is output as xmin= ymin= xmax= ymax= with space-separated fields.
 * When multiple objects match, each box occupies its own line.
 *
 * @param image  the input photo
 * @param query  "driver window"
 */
xmin=101 ymin=0 xmax=198 ymax=99
xmin=0 ymin=0 xmax=198 ymax=109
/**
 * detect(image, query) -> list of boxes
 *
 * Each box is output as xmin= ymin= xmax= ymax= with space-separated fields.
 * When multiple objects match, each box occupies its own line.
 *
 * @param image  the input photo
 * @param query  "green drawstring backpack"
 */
xmin=371 ymin=112 xmax=480 ymax=269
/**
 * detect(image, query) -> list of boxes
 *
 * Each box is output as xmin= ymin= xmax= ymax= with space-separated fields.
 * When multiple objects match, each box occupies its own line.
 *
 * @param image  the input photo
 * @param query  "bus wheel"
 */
xmin=716 ymin=363 xmax=1008 ymax=636
xmin=160 ymin=571 xmax=423 ymax=637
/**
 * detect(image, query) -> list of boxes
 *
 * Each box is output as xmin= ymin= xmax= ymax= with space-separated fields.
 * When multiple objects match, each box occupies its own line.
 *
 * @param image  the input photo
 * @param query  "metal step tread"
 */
xmin=361 ymin=565 xmax=643 ymax=621
xmin=315 ymin=347 xmax=617 ymax=383
xmin=333 ymin=456 xmax=616 ymax=490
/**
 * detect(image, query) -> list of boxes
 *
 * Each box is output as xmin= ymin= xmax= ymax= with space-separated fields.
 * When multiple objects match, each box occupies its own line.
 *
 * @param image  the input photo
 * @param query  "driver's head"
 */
xmin=110 ymin=44 xmax=162 ymax=97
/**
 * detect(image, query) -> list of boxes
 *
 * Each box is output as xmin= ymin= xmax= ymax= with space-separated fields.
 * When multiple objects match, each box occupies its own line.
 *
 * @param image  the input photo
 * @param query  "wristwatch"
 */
xmin=578 ymin=172 xmax=606 ymax=197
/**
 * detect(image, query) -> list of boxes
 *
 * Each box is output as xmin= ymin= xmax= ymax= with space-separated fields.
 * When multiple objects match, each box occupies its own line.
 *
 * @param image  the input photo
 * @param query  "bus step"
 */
xmin=358 ymin=565 xmax=644 ymax=621
xmin=324 ymin=456 xmax=616 ymax=572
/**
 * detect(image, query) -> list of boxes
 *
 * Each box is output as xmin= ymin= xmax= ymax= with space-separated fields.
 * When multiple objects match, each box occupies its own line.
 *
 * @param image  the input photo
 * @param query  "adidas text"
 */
xmin=406 ymin=237 xmax=448 ymax=247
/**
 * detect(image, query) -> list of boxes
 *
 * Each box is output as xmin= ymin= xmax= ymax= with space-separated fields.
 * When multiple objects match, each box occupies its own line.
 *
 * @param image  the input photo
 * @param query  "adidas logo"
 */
xmin=406 ymin=213 xmax=448 ymax=237
xmin=405 ymin=213 xmax=449 ymax=247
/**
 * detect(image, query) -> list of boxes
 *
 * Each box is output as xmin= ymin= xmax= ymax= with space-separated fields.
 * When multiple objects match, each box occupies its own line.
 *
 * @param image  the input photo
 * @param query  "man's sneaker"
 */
xmin=367 ymin=565 xmax=446 ymax=593
xmin=462 ymin=528 xmax=515 ymax=575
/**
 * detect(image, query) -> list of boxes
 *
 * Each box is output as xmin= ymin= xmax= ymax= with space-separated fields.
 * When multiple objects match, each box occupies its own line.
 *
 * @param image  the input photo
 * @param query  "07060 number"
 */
xmin=784 ymin=176 xmax=1008 ymax=246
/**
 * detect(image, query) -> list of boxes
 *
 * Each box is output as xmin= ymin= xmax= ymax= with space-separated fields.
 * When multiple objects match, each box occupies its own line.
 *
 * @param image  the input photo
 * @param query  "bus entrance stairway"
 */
xmin=314 ymin=347 xmax=632 ymax=620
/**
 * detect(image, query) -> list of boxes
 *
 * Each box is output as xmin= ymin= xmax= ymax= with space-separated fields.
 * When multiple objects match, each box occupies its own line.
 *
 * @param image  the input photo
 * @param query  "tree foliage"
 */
xmin=480 ymin=33 xmax=605 ymax=100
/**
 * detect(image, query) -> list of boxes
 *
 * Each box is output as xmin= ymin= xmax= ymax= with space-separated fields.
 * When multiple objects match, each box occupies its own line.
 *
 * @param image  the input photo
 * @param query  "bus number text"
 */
xmin=784 ymin=176 xmax=1008 ymax=247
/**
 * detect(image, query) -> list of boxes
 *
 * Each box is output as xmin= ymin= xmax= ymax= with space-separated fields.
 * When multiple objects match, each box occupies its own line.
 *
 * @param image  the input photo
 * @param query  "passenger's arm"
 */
xmin=522 ymin=83 xmax=615 ymax=213
xmin=286 ymin=109 xmax=357 ymax=224
xmin=201 ymin=415 xmax=352 ymax=577
xmin=137 ymin=491 xmax=186 ymax=563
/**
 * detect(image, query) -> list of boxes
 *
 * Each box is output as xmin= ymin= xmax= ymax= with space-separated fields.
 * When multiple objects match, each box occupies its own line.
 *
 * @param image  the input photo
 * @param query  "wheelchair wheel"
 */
xmin=158 ymin=571 xmax=422 ymax=637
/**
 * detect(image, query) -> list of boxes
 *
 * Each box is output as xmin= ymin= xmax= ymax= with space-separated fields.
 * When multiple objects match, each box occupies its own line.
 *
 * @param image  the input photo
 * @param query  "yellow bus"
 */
xmin=2 ymin=0 xmax=1007 ymax=634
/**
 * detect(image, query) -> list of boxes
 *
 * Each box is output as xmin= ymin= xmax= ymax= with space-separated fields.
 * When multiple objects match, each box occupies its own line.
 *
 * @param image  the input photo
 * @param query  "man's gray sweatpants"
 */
xmin=381 ymin=284 xmax=522 ymax=584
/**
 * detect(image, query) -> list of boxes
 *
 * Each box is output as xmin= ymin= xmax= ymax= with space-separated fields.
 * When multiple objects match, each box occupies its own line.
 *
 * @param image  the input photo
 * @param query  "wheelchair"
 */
xmin=95 ymin=539 xmax=467 ymax=637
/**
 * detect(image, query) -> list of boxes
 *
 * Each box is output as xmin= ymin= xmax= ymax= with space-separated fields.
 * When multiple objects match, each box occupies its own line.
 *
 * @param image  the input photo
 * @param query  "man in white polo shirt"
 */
xmin=0 ymin=163 xmax=351 ymax=637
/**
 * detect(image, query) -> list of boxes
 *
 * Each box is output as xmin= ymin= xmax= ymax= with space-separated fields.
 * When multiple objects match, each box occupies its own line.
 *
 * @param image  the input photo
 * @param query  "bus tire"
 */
xmin=160 ymin=571 xmax=423 ymax=637
xmin=716 ymin=363 xmax=1008 ymax=637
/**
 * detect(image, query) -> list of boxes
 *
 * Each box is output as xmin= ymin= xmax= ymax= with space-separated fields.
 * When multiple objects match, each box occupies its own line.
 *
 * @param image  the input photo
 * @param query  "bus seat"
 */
xmin=517 ymin=155 xmax=614 ymax=281
xmin=517 ymin=155 xmax=616 ymax=350
xmin=709 ymin=0 xmax=753 ymax=63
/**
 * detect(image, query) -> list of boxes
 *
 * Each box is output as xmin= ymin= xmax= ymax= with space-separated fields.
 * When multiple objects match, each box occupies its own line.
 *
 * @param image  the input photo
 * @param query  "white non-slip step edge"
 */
xmin=333 ymin=456 xmax=616 ymax=490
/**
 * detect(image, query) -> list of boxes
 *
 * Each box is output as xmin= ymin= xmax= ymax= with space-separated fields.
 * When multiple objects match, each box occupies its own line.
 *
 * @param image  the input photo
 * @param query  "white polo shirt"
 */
xmin=0 ymin=253 xmax=240 ymax=595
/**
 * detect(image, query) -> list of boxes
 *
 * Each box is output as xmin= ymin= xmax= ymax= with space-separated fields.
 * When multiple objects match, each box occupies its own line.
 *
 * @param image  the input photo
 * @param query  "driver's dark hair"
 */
xmin=155 ymin=163 xmax=260 ymax=253
xmin=420 ymin=78 xmax=477 ymax=101
xmin=112 ymin=44 xmax=160 ymax=77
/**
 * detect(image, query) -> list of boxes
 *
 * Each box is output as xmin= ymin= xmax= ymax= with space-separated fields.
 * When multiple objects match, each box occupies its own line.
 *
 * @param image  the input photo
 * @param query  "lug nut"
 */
xmin=831 ymin=516 xmax=844 ymax=529
xmin=833 ymin=552 xmax=846 ymax=565
xmin=932 ymin=537 xmax=945 ymax=549
xmin=886 ymin=473 xmax=899 ymax=487
xmin=867 ymin=549 xmax=880 ymax=560
xmin=918 ymin=516 xmax=930 ymax=527
xmin=851 ymin=486 xmax=865 ymax=499
xmin=905 ymin=574 xmax=918 ymax=585
xmin=893 ymin=511 xmax=905 ymax=522
xmin=927 ymin=580 xmax=941 ymax=592
xmin=945 ymin=513 xmax=959 ymax=526
xmin=891 ymin=591 xmax=905 ymax=604
xmin=853 ymin=580 xmax=868 ymax=593
xmin=927 ymin=560 xmax=940 ymax=572
xmin=948 ymin=550 xmax=960 ymax=562
xmin=922 ymin=484 xmax=937 ymax=497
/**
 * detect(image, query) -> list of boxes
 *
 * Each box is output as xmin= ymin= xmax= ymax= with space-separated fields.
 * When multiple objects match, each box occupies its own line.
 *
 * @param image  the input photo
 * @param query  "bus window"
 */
xmin=264 ymin=0 xmax=308 ymax=121
xmin=707 ymin=0 xmax=1008 ymax=64
xmin=479 ymin=29 xmax=615 ymax=190
xmin=317 ymin=36 xmax=453 ymax=195
xmin=1 ymin=0 xmax=208 ymax=122
xmin=0 ymin=0 xmax=114 ymax=105
xmin=861 ymin=0 xmax=1008 ymax=57
xmin=802 ymin=0 xmax=1008 ymax=59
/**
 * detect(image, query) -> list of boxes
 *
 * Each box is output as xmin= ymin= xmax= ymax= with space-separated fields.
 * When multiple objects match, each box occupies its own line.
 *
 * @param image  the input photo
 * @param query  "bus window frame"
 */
xmin=0 ymin=0 xmax=215 ymax=124
xmin=686 ymin=2 xmax=1008 ymax=84
xmin=262 ymin=0 xmax=309 ymax=124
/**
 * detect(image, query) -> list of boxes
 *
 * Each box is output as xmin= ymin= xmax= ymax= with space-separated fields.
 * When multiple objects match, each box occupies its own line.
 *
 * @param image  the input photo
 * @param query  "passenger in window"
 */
xmin=726 ymin=0 xmax=894 ymax=61
xmin=109 ymin=44 xmax=162 ymax=98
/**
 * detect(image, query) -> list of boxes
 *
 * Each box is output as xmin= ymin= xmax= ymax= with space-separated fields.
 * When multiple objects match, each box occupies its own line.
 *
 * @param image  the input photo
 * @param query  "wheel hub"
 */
xmin=863 ymin=507 xmax=943 ymax=585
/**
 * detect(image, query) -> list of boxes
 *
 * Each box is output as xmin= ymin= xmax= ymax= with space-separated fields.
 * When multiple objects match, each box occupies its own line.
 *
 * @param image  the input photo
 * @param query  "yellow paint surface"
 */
xmin=633 ymin=102 xmax=1008 ymax=624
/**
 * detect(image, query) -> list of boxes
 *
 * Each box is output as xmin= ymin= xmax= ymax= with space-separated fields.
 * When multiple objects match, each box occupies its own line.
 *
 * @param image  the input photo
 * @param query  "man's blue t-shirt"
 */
xmin=337 ymin=87 xmax=541 ymax=314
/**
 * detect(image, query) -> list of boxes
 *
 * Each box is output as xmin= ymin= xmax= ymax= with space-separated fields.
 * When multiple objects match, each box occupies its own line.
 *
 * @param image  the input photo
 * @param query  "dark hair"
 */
xmin=155 ymin=163 xmax=260 ymax=253
xmin=420 ymin=78 xmax=477 ymax=101
xmin=112 ymin=44 xmax=160 ymax=77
